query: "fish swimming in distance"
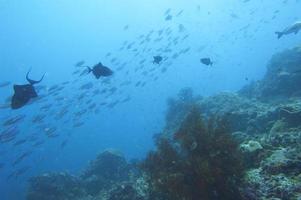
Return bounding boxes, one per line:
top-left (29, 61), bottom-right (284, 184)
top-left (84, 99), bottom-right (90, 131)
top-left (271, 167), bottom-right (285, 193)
top-left (11, 69), bottom-right (45, 109)
top-left (165, 14), bottom-right (173, 21)
top-left (275, 21), bottom-right (301, 39)
top-left (82, 62), bottom-right (114, 79)
top-left (200, 58), bottom-right (213, 66)
top-left (153, 56), bottom-right (163, 64)
top-left (3, 114), bottom-right (26, 126)
top-left (75, 60), bottom-right (85, 67)
top-left (0, 81), bottom-right (11, 88)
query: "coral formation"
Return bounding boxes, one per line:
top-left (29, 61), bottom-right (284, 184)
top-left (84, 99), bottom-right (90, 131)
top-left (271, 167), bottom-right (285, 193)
top-left (239, 46), bottom-right (301, 101)
top-left (142, 106), bottom-right (245, 200)
top-left (26, 46), bottom-right (301, 200)
top-left (81, 149), bottom-right (131, 195)
top-left (108, 184), bottom-right (144, 200)
top-left (26, 173), bottom-right (85, 200)
top-left (164, 87), bottom-right (202, 137)
top-left (26, 150), bottom-right (145, 200)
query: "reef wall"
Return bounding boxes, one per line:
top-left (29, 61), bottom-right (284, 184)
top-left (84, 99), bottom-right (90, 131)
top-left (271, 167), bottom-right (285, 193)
top-left (26, 46), bottom-right (301, 200)
top-left (239, 46), bottom-right (301, 101)
top-left (26, 150), bottom-right (147, 200)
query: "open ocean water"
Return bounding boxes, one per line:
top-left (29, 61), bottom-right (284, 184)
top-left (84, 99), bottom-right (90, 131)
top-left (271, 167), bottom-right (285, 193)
top-left (0, 0), bottom-right (301, 199)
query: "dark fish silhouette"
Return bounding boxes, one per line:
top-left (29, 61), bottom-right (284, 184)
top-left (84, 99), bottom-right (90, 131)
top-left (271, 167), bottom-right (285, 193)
top-left (3, 114), bottom-right (26, 126)
top-left (165, 14), bottom-right (172, 21)
top-left (11, 70), bottom-right (44, 109)
top-left (153, 56), bottom-right (163, 64)
top-left (0, 126), bottom-right (19, 143)
top-left (0, 81), bottom-right (11, 88)
top-left (75, 60), bottom-right (85, 67)
top-left (85, 63), bottom-right (113, 79)
top-left (275, 21), bottom-right (301, 39)
top-left (200, 58), bottom-right (213, 66)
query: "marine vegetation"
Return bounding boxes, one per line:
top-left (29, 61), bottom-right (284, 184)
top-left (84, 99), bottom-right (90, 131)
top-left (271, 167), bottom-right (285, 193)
top-left (142, 106), bottom-right (245, 200)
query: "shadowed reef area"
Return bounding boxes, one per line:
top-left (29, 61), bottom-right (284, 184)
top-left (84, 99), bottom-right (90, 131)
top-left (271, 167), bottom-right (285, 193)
top-left (27, 45), bottom-right (301, 200)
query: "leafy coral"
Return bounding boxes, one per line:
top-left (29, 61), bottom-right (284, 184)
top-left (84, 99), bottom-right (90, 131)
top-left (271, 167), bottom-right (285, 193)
top-left (142, 106), bottom-right (245, 200)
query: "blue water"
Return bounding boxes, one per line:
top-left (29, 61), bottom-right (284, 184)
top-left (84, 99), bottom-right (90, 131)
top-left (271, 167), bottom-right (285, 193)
top-left (0, 0), bottom-right (300, 199)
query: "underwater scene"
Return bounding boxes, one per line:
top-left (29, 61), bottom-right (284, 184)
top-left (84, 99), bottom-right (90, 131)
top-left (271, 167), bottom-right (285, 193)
top-left (1, 0), bottom-right (301, 199)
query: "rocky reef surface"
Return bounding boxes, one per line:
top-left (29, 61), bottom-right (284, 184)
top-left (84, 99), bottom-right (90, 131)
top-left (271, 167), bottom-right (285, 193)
top-left (27, 149), bottom-right (148, 200)
top-left (27, 46), bottom-right (301, 200)
top-left (239, 45), bottom-right (301, 102)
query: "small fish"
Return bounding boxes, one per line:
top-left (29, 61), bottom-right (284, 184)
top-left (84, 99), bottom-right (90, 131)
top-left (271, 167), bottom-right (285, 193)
top-left (275, 21), bottom-right (301, 39)
top-left (44, 127), bottom-right (57, 137)
top-left (73, 121), bottom-right (84, 127)
top-left (13, 139), bottom-right (27, 146)
top-left (123, 25), bottom-right (129, 30)
top-left (230, 13), bottom-right (239, 19)
top-left (75, 60), bottom-right (85, 67)
top-left (153, 56), bottom-right (163, 64)
top-left (12, 151), bottom-right (32, 166)
top-left (0, 81), bottom-right (11, 88)
top-left (0, 103), bottom-right (10, 109)
top-left (161, 67), bottom-right (167, 73)
top-left (3, 115), bottom-right (26, 126)
top-left (0, 126), bottom-right (19, 143)
top-left (40, 103), bottom-right (53, 111)
top-left (80, 82), bottom-right (94, 90)
top-left (74, 109), bottom-right (87, 117)
top-left (11, 69), bottom-right (45, 109)
top-left (121, 96), bottom-right (131, 103)
top-left (178, 24), bottom-right (185, 32)
top-left (88, 103), bottom-right (97, 110)
top-left (165, 15), bottom-right (172, 21)
top-left (14, 166), bottom-right (31, 178)
top-left (164, 8), bottom-right (171, 15)
top-left (176, 10), bottom-right (184, 17)
top-left (107, 100), bottom-right (119, 109)
top-left (48, 85), bottom-right (59, 92)
top-left (200, 58), bottom-right (213, 66)
top-left (32, 140), bottom-right (44, 147)
top-left (61, 139), bottom-right (68, 149)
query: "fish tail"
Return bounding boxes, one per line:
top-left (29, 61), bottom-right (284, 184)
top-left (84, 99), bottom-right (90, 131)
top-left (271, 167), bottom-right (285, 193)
top-left (275, 32), bottom-right (283, 39)
top-left (86, 66), bottom-right (92, 73)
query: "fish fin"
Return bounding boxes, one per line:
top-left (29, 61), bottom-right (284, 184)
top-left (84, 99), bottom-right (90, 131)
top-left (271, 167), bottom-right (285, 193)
top-left (79, 67), bottom-right (92, 77)
top-left (275, 32), bottom-right (283, 39)
top-left (87, 66), bottom-right (93, 73)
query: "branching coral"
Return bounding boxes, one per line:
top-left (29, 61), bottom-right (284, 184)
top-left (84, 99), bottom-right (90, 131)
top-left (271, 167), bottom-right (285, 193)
top-left (142, 106), bottom-right (245, 200)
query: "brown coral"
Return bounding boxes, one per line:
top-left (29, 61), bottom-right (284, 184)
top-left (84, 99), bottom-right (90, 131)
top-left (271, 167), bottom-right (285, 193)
top-left (142, 106), bottom-right (245, 200)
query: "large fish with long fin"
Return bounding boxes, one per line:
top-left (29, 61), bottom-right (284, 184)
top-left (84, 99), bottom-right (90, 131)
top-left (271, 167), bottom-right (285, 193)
top-left (11, 69), bottom-right (45, 109)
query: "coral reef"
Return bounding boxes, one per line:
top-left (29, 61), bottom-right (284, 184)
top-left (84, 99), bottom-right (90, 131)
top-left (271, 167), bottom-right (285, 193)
top-left (26, 46), bottom-right (301, 200)
top-left (108, 184), bottom-right (144, 200)
top-left (142, 106), bottom-right (245, 200)
top-left (164, 87), bottom-right (202, 137)
top-left (81, 149), bottom-right (131, 195)
top-left (26, 150), bottom-right (146, 200)
top-left (239, 46), bottom-right (301, 101)
top-left (26, 173), bottom-right (85, 200)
